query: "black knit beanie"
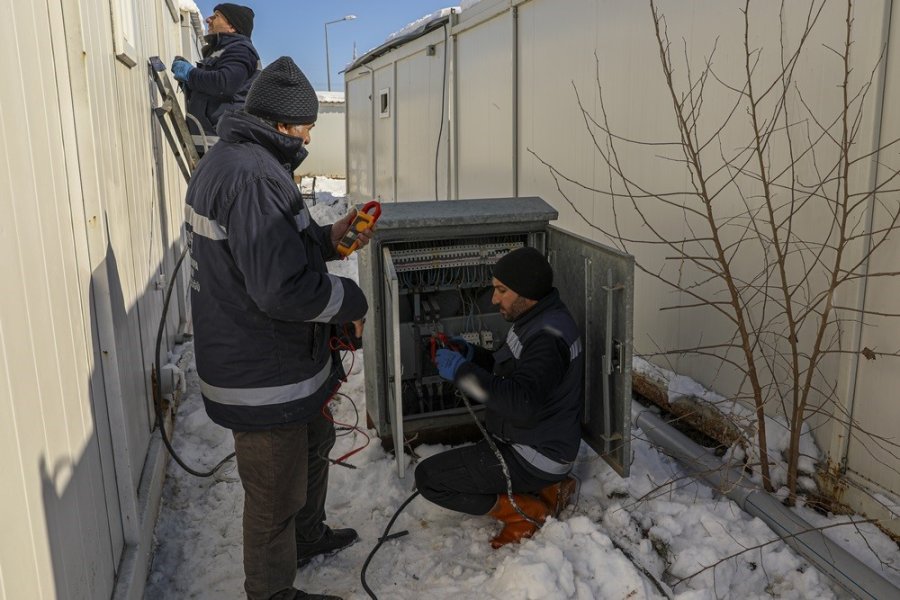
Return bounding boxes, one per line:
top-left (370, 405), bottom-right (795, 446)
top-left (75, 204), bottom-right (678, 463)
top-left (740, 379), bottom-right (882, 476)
top-left (245, 57), bottom-right (319, 125)
top-left (214, 3), bottom-right (254, 38)
top-left (492, 247), bottom-right (553, 300)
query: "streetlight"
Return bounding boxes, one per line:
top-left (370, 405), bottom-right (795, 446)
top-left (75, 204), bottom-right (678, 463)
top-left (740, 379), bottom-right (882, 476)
top-left (324, 15), bottom-right (356, 91)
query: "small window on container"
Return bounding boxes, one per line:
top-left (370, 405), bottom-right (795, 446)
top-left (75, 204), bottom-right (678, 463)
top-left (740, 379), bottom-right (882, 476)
top-left (110, 0), bottom-right (138, 67)
top-left (379, 88), bottom-right (390, 118)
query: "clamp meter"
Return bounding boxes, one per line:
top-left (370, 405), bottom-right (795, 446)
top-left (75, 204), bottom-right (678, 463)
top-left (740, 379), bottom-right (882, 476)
top-left (429, 332), bottom-right (462, 364)
top-left (336, 201), bottom-right (381, 257)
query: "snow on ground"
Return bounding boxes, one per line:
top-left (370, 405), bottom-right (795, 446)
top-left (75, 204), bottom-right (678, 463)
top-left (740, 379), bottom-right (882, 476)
top-left (633, 357), bottom-right (822, 493)
top-left (147, 178), bottom-right (899, 599)
top-left (632, 358), bottom-right (900, 590)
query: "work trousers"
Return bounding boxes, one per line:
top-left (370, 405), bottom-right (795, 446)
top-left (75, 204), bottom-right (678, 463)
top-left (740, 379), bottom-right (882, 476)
top-left (414, 439), bottom-right (562, 516)
top-left (233, 412), bottom-right (335, 600)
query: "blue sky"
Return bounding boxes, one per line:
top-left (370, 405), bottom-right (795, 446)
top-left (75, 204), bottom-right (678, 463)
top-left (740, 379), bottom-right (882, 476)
top-left (194, 1), bottom-right (456, 91)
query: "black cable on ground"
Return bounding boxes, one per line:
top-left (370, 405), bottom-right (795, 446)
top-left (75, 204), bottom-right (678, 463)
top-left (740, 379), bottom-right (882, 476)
top-left (461, 390), bottom-right (671, 596)
top-left (361, 491), bottom-right (420, 600)
top-left (358, 388), bottom-right (537, 598)
top-left (153, 246), bottom-right (235, 478)
top-left (607, 536), bottom-right (675, 599)
top-left (457, 389), bottom-right (541, 527)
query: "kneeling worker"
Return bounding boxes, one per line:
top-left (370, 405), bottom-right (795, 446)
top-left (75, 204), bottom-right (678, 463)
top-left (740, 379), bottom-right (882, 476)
top-left (414, 247), bottom-right (582, 548)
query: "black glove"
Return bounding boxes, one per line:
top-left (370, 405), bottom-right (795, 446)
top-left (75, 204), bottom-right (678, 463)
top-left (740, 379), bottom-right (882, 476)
top-left (336, 323), bottom-right (363, 350)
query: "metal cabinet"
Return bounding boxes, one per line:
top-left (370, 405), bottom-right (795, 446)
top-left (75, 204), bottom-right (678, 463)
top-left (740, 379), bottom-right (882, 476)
top-left (358, 197), bottom-right (633, 477)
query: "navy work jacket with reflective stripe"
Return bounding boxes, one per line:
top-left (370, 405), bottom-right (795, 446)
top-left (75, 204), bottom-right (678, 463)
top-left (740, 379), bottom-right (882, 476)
top-left (185, 33), bottom-right (260, 137)
top-left (456, 289), bottom-right (584, 467)
top-left (184, 111), bottom-right (368, 431)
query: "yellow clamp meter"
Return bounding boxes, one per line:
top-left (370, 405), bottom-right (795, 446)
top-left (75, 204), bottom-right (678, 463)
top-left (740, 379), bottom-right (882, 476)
top-left (336, 201), bottom-right (381, 257)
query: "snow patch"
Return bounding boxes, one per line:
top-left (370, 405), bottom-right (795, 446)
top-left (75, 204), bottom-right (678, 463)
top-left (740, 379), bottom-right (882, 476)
top-left (177, 0), bottom-right (201, 17)
top-left (386, 8), bottom-right (459, 42)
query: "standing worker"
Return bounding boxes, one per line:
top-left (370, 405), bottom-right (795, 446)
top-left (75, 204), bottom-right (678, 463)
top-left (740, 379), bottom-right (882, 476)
top-left (171, 3), bottom-right (261, 155)
top-left (415, 247), bottom-right (581, 549)
top-left (184, 56), bottom-right (371, 600)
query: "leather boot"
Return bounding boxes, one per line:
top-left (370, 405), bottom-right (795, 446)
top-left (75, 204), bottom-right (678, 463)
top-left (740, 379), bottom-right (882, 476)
top-left (487, 493), bottom-right (551, 549)
top-left (538, 476), bottom-right (577, 517)
top-left (270, 588), bottom-right (342, 600)
top-left (296, 526), bottom-right (359, 568)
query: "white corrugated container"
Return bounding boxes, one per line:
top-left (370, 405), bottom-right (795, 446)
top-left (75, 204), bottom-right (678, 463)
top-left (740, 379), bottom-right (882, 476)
top-left (1, 0), bottom-right (201, 597)
top-left (345, 11), bottom-right (454, 203)
top-left (345, 0), bottom-right (900, 536)
top-left (296, 92), bottom-right (347, 179)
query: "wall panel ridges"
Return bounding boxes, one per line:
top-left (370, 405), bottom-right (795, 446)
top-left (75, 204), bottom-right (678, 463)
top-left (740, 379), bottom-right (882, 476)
top-left (0, 0), bottom-right (120, 596)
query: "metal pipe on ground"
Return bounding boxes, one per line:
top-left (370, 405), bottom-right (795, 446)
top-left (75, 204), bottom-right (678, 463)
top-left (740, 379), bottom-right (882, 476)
top-left (634, 408), bottom-right (899, 600)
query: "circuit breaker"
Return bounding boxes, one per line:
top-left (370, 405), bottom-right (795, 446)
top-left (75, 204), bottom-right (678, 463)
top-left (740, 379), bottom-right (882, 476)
top-left (358, 197), bottom-right (634, 478)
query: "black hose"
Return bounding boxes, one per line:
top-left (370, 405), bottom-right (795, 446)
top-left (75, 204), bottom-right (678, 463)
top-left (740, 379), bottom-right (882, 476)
top-left (434, 22), bottom-right (449, 201)
top-left (360, 491), bottom-right (420, 600)
top-left (457, 389), bottom-right (541, 527)
top-left (153, 246), bottom-right (235, 478)
top-left (358, 386), bottom-right (536, 598)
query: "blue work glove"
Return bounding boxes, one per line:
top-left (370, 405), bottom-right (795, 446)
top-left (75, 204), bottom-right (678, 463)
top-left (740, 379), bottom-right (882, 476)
top-left (435, 348), bottom-right (467, 381)
top-left (449, 336), bottom-right (475, 361)
top-left (171, 59), bottom-right (194, 83)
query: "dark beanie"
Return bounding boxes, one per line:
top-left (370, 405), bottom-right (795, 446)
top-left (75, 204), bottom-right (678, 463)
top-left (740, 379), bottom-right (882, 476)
top-left (492, 247), bottom-right (553, 300)
top-left (214, 3), bottom-right (254, 38)
top-left (245, 57), bottom-right (319, 125)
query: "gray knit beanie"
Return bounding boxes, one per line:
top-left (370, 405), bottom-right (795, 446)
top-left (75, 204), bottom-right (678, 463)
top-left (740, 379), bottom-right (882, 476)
top-left (245, 57), bottom-right (318, 125)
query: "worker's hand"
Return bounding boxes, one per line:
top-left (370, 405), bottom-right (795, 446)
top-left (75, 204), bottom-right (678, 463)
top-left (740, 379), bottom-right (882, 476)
top-left (449, 336), bottom-right (475, 361)
top-left (352, 318), bottom-right (365, 339)
top-left (171, 59), bottom-right (194, 83)
top-left (435, 348), bottom-right (467, 381)
top-left (331, 208), bottom-right (375, 254)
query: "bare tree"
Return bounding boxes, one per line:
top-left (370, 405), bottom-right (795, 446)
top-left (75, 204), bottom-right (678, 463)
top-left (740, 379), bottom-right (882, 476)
top-left (531, 0), bottom-right (900, 503)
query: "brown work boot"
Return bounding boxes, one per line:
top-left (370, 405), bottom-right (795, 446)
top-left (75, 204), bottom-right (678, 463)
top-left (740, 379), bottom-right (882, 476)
top-left (538, 476), bottom-right (577, 517)
top-left (487, 493), bottom-right (551, 549)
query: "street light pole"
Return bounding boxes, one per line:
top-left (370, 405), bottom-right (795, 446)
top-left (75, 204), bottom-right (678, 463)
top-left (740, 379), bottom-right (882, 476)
top-left (324, 15), bottom-right (356, 91)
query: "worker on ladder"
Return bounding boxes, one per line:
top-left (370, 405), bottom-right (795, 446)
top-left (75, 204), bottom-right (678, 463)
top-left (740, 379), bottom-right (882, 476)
top-left (171, 3), bottom-right (261, 156)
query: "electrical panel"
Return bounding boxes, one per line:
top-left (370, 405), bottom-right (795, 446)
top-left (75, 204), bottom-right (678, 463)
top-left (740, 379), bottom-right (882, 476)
top-left (358, 198), bottom-right (634, 478)
top-left (388, 235), bottom-right (524, 419)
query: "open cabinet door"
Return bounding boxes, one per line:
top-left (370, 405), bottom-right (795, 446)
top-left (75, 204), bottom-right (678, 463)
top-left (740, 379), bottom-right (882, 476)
top-left (548, 226), bottom-right (634, 477)
top-left (382, 247), bottom-right (407, 477)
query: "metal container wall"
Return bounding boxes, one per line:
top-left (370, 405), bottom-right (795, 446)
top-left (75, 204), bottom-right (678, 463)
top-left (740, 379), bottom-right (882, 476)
top-left (837, 2), bottom-right (900, 521)
top-left (374, 65), bottom-right (396, 202)
top-left (346, 24), bottom-right (451, 204)
top-left (345, 0), bottom-right (900, 532)
top-left (1, 1), bottom-right (198, 597)
top-left (395, 34), bottom-right (450, 202)
top-left (347, 71), bottom-right (374, 200)
top-left (455, 11), bottom-right (514, 199)
top-left (297, 100), bottom-right (347, 178)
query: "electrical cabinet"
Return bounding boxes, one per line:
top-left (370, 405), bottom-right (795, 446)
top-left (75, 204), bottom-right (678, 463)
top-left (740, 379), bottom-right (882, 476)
top-left (358, 197), bottom-right (634, 478)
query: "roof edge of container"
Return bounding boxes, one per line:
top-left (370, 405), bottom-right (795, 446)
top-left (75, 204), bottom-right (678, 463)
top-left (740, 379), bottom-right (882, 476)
top-left (344, 10), bottom-right (455, 73)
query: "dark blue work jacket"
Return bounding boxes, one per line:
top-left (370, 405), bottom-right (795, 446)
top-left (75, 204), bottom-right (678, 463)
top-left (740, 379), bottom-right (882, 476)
top-left (185, 33), bottom-right (260, 141)
top-left (184, 111), bottom-right (368, 431)
top-left (457, 289), bottom-right (584, 476)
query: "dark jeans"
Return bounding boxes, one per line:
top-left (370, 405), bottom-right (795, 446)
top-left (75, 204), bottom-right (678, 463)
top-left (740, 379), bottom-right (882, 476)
top-left (233, 412), bottom-right (335, 600)
top-left (414, 439), bottom-right (560, 515)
